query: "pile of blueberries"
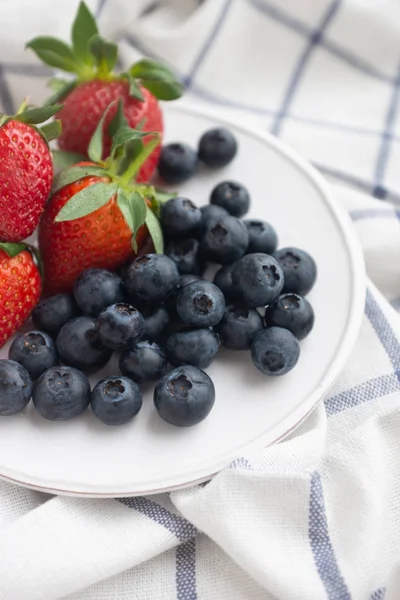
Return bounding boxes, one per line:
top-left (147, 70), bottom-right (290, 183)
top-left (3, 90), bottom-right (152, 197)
top-left (0, 128), bottom-right (316, 429)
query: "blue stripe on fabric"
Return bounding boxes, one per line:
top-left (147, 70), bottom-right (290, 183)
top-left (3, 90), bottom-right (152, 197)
top-left (365, 288), bottom-right (400, 372)
top-left (248, 0), bottom-right (311, 38)
top-left (349, 208), bottom-right (398, 221)
top-left (229, 457), bottom-right (253, 469)
top-left (176, 538), bottom-right (198, 600)
top-left (309, 472), bottom-right (352, 600)
top-left (96, 0), bottom-right (108, 17)
top-left (313, 164), bottom-right (400, 204)
top-left (192, 84), bottom-right (400, 146)
top-left (390, 297), bottom-right (400, 311)
top-left (2, 63), bottom-right (50, 76)
top-left (326, 289), bottom-right (400, 416)
top-left (118, 497), bottom-right (198, 543)
top-left (183, 0), bottom-right (233, 88)
top-left (369, 588), bottom-right (386, 600)
top-left (322, 38), bottom-right (393, 83)
top-left (121, 36), bottom-right (400, 146)
top-left (271, 0), bottom-right (341, 135)
top-left (373, 63), bottom-right (400, 199)
top-left (0, 66), bottom-right (15, 114)
top-left (248, 0), bottom-right (393, 83)
top-left (140, 1), bottom-right (162, 17)
top-left (325, 373), bottom-right (400, 416)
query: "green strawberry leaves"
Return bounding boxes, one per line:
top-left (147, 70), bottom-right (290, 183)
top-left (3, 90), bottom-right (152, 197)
top-left (52, 149), bottom-right (87, 170)
top-left (72, 1), bottom-right (98, 65)
top-left (16, 104), bottom-right (62, 124)
top-left (39, 121), bottom-right (62, 143)
top-left (89, 35), bottom-right (118, 75)
top-left (129, 59), bottom-right (184, 101)
top-left (110, 127), bottom-right (152, 156)
top-left (52, 165), bottom-right (108, 194)
top-left (51, 100), bottom-right (167, 254)
top-left (145, 206), bottom-right (164, 254)
top-left (117, 190), bottom-right (147, 251)
top-left (121, 73), bottom-right (144, 101)
top-left (26, 36), bottom-right (85, 74)
top-left (0, 102), bottom-right (62, 144)
top-left (45, 80), bottom-right (77, 105)
top-left (108, 100), bottom-right (128, 137)
top-left (27, 2), bottom-right (184, 103)
top-left (87, 100), bottom-right (116, 163)
top-left (0, 242), bottom-right (28, 258)
top-left (56, 182), bottom-right (118, 222)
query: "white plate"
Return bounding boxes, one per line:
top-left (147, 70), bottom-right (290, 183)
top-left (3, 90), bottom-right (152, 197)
top-left (0, 104), bottom-right (365, 497)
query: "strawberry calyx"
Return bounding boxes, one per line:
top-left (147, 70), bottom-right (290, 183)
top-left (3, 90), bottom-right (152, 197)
top-left (0, 242), bottom-right (28, 258)
top-left (26, 1), bottom-right (184, 105)
top-left (0, 101), bottom-right (62, 144)
top-left (52, 100), bottom-right (175, 254)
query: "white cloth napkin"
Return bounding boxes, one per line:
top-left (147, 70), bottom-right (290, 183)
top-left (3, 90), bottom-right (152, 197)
top-left (1, 0), bottom-right (400, 598)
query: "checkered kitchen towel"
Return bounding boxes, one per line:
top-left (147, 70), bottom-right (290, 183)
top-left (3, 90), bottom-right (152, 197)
top-left (1, 1), bottom-right (400, 598)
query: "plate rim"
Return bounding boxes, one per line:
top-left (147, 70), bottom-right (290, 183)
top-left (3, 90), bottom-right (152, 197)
top-left (0, 102), bottom-right (366, 497)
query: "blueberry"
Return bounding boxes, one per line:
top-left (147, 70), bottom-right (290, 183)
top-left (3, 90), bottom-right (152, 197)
top-left (198, 128), bottom-right (237, 168)
top-left (244, 220), bottom-right (278, 255)
top-left (165, 238), bottom-right (203, 275)
top-left (210, 181), bottom-right (250, 218)
top-left (265, 293), bottom-right (314, 340)
top-left (179, 274), bottom-right (202, 288)
top-left (213, 264), bottom-right (240, 302)
top-left (0, 360), bottom-right (32, 416)
top-left (125, 254), bottom-right (180, 306)
top-left (199, 204), bottom-right (229, 236)
top-left (96, 303), bottom-right (144, 350)
top-left (142, 306), bottom-right (170, 341)
top-left (232, 253), bottom-right (284, 308)
top-left (158, 143), bottom-right (197, 184)
top-left (176, 280), bottom-right (225, 328)
top-left (273, 247), bottom-right (317, 296)
top-left (9, 331), bottom-right (58, 380)
top-left (90, 376), bottom-right (142, 426)
top-left (74, 268), bottom-right (124, 317)
top-left (164, 274), bottom-right (203, 323)
top-left (154, 365), bottom-right (215, 427)
top-left (57, 316), bottom-right (112, 370)
top-left (33, 366), bottom-right (90, 420)
top-left (215, 304), bottom-right (264, 350)
top-left (200, 214), bottom-right (249, 264)
top-left (120, 341), bottom-right (167, 383)
top-left (32, 293), bottom-right (79, 337)
top-left (161, 197), bottom-right (201, 239)
top-left (251, 327), bottom-right (300, 376)
top-left (166, 328), bottom-right (219, 369)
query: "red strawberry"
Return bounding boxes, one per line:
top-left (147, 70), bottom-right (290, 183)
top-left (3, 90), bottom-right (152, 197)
top-left (57, 81), bottom-right (162, 183)
top-left (0, 243), bottom-right (41, 349)
top-left (27, 1), bottom-right (183, 181)
top-left (0, 105), bottom-right (61, 242)
top-left (39, 105), bottom-right (170, 296)
top-left (40, 173), bottom-right (148, 296)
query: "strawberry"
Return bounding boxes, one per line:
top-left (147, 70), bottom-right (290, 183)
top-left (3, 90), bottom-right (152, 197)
top-left (27, 1), bottom-right (183, 182)
top-left (39, 102), bottom-right (172, 296)
top-left (0, 104), bottom-right (61, 242)
top-left (0, 243), bottom-right (41, 349)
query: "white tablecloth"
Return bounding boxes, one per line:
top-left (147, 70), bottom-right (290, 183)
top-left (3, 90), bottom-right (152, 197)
top-left (1, 1), bottom-right (400, 598)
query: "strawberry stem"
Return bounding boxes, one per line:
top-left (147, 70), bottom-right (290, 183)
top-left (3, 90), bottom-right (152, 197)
top-left (119, 133), bottom-right (161, 187)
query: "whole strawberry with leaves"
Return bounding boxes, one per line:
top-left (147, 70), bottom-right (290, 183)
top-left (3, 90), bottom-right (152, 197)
top-left (27, 1), bottom-right (183, 182)
top-left (40, 102), bottom-right (172, 297)
top-left (0, 104), bottom-right (61, 242)
top-left (0, 243), bottom-right (41, 349)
